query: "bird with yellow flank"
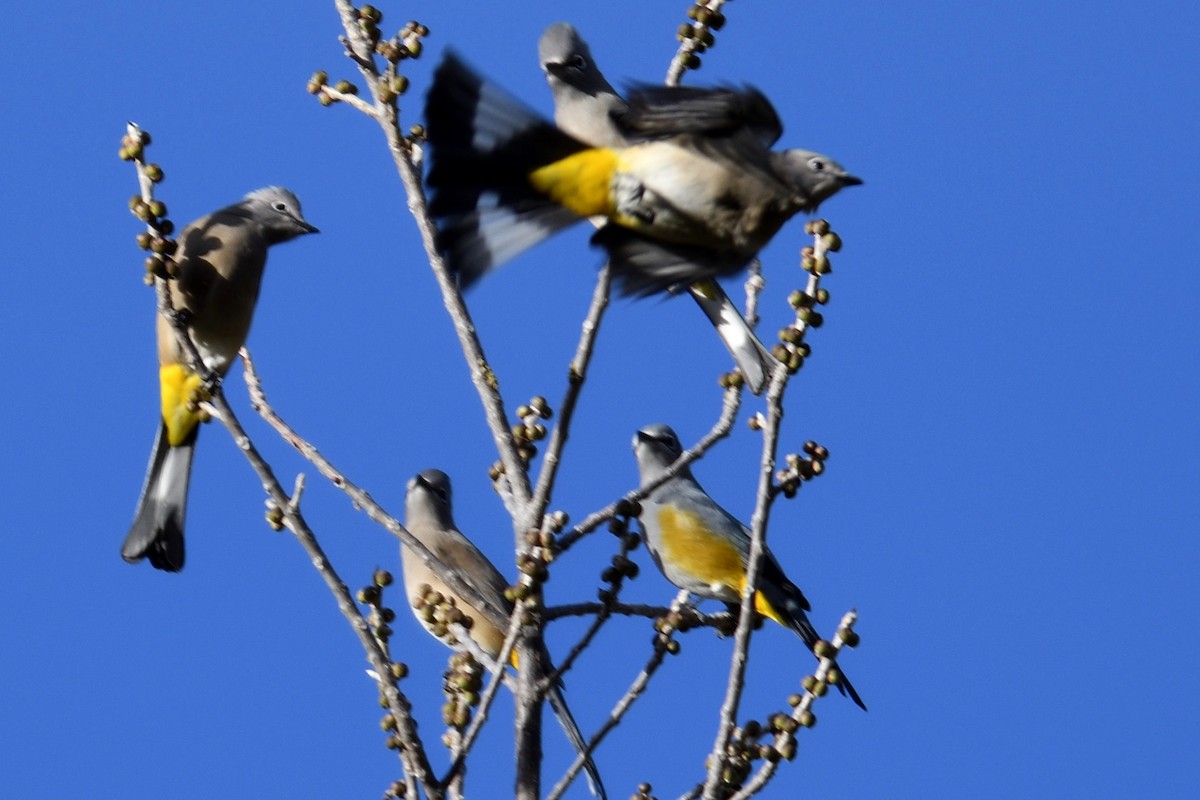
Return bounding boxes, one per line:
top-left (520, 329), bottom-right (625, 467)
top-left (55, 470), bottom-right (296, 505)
top-left (423, 51), bottom-right (859, 299)
top-left (632, 424), bottom-right (865, 710)
top-left (536, 21), bottom-right (783, 393)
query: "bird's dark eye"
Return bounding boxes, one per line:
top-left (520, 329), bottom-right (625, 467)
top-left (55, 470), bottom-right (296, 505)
top-left (570, 54), bottom-right (587, 70)
top-left (273, 201), bottom-right (288, 212)
top-left (808, 158), bottom-right (826, 172)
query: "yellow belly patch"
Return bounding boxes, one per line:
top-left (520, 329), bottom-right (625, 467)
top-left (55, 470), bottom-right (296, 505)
top-left (159, 364), bottom-right (205, 446)
top-left (657, 505), bottom-right (784, 625)
top-left (528, 149), bottom-right (618, 219)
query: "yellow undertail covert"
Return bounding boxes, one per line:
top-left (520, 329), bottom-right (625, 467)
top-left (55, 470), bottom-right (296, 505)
top-left (159, 364), bottom-right (205, 446)
top-left (527, 148), bottom-right (619, 219)
top-left (656, 505), bottom-right (785, 625)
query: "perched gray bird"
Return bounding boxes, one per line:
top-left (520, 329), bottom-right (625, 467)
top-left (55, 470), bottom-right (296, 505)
top-left (632, 424), bottom-right (865, 710)
top-left (424, 51), bottom-right (859, 298)
top-left (123, 187), bottom-right (317, 572)
top-left (539, 21), bottom-right (779, 393)
top-left (403, 470), bottom-right (607, 799)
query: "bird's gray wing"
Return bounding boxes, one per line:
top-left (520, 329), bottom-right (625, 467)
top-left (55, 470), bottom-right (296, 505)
top-left (615, 85), bottom-right (783, 145)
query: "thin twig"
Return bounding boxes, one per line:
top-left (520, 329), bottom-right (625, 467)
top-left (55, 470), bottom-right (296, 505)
top-left (317, 84), bottom-right (380, 117)
top-left (329, 0), bottom-right (533, 523)
top-left (729, 612), bottom-right (860, 800)
top-left (665, 1), bottom-right (730, 86)
top-left (701, 369), bottom-right (789, 800)
top-left (545, 602), bottom-right (734, 632)
top-left (529, 265), bottom-right (613, 532)
top-left (544, 594), bottom-right (690, 800)
top-left (444, 610), bottom-right (524, 784)
top-left (542, 534), bottom-right (630, 689)
top-left (209, 384), bottom-right (441, 798)
top-left (240, 349), bottom-right (509, 637)
top-left (743, 259), bottom-right (764, 330)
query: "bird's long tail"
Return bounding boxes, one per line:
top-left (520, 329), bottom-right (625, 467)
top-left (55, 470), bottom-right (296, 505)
top-left (687, 279), bottom-right (777, 395)
top-left (546, 682), bottom-right (607, 799)
top-left (779, 601), bottom-right (867, 711)
top-left (122, 423), bottom-right (194, 572)
top-left (425, 53), bottom-right (592, 288)
top-left (759, 560), bottom-right (867, 711)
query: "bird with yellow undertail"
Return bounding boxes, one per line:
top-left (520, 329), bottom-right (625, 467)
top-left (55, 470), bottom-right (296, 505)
top-left (123, 187), bottom-right (317, 572)
top-left (632, 424), bottom-right (866, 710)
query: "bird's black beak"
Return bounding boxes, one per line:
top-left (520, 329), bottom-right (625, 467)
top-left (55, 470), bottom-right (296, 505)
top-left (840, 174), bottom-right (864, 187)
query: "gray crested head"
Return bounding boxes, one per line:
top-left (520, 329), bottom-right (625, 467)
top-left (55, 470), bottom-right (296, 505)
top-left (242, 186), bottom-right (319, 242)
top-left (771, 150), bottom-right (863, 212)
top-left (633, 423), bottom-right (689, 482)
top-left (539, 22), bottom-right (615, 97)
top-left (406, 468), bottom-right (455, 527)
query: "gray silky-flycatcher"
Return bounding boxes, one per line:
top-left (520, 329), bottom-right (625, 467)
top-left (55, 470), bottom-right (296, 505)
top-left (539, 22), bottom-right (783, 393)
top-left (632, 424), bottom-right (865, 710)
top-left (423, 51), bottom-right (859, 298)
top-left (123, 187), bottom-right (317, 572)
top-left (404, 469), bottom-right (607, 799)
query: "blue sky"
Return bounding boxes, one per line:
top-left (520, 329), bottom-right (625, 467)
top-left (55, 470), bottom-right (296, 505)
top-left (2, 1), bottom-right (1198, 797)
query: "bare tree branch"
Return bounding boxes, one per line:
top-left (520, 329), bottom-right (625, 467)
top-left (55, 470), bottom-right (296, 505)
top-left (240, 349), bottom-right (510, 637)
top-left (545, 592), bottom-right (693, 800)
top-left (529, 265), bottom-right (613, 531)
top-left (729, 613), bottom-right (861, 800)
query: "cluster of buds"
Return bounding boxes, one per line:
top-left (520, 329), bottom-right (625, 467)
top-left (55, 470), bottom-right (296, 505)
top-left (362, 570), bottom-right (409, 753)
top-left (630, 783), bottom-right (658, 800)
top-left (307, 70), bottom-right (363, 107)
top-left (676, 2), bottom-right (729, 70)
top-left (378, 19), bottom-right (428, 64)
top-left (358, 569), bottom-right (401, 652)
top-left (441, 651), bottom-right (484, 730)
top-left (718, 370), bottom-right (747, 390)
top-left (787, 619), bottom-right (861, 722)
top-left (411, 582), bottom-right (474, 646)
top-left (774, 440), bottom-right (829, 499)
top-left (598, 498), bottom-right (642, 603)
top-left (358, 6), bottom-right (427, 59)
top-left (720, 709), bottom-right (805, 787)
top-left (511, 395), bottom-right (553, 464)
top-left (772, 219), bottom-right (844, 373)
top-left (310, 13), bottom-right (428, 108)
top-left (764, 711), bottom-right (805, 760)
top-left (718, 724), bottom-right (757, 789)
top-left (530, 509), bottom-right (569, 553)
top-left (118, 128), bottom-right (149, 162)
top-left (515, 545), bottom-right (550, 588)
top-left (650, 608), bottom-right (685, 656)
top-left (381, 779), bottom-right (407, 800)
top-left (516, 509), bottom-right (569, 594)
top-left (120, 127), bottom-right (180, 284)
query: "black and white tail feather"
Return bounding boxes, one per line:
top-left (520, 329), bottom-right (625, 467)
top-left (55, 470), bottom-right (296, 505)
top-left (121, 423), bottom-right (195, 572)
top-left (425, 53), bottom-right (588, 289)
top-left (425, 53), bottom-right (778, 392)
